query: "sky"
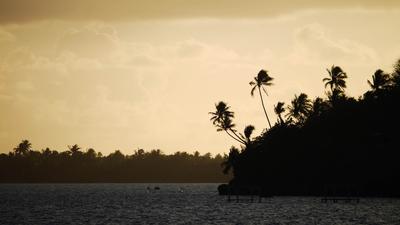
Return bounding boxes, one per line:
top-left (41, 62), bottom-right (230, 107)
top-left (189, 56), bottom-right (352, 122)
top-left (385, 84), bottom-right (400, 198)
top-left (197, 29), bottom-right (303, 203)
top-left (0, 1), bottom-right (399, 155)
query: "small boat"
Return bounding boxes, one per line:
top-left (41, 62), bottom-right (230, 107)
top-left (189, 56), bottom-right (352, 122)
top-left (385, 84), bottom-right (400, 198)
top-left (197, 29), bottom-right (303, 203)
top-left (154, 186), bottom-right (160, 190)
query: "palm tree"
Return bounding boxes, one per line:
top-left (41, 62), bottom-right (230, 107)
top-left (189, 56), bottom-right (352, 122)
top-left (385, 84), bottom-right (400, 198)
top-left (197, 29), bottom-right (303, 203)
top-left (323, 65), bottom-right (347, 92)
top-left (250, 70), bottom-right (274, 129)
top-left (209, 101), bottom-right (246, 145)
top-left (394, 58), bottom-right (400, 75)
top-left (368, 69), bottom-right (391, 91)
top-left (13, 140), bottom-right (32, 156)
top-left (85, 148), bottom-right (97, 159)
top-left (328, 88), bottom-right (348, 104)
top-left (311, 97), bottom-right (329, 117)
top-left (221, 146), bottom-right (240, 174)
top-left (109, 150), bottom-right (125, 161)
top-left (274, 102), bottom-right (285, 125)
top-left (241, 125), bottom-right (255, 146)
top-left (218, 115), bottom-right (247, 145)
top-left (286, 93), bottom-right (312, 124)
top-left (386, 59), bottom-right (399, 88)
top-left (68, 144), bottom-right (81, 157)
top-left (209, 101), bottom-right (234, 126)
top-left (41, 147), bottom-right (52, 157)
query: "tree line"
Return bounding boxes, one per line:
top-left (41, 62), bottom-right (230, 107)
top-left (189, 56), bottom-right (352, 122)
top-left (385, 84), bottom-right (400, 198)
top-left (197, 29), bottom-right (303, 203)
top-left (211, 59), bottom-right (400, 196)
top-left (0, 142), bottom-right (229, 183)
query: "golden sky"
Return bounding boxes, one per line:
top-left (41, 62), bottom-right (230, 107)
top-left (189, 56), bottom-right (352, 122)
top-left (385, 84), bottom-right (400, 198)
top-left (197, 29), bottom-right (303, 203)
top-left (0, 1), bottom-right (399, 155)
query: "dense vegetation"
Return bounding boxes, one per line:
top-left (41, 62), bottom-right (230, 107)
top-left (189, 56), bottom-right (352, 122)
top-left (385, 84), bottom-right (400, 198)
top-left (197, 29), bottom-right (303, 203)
top-left (211, 59), bottom-right (400, 197)
top-left (0, 143), bottom-right (229, 183)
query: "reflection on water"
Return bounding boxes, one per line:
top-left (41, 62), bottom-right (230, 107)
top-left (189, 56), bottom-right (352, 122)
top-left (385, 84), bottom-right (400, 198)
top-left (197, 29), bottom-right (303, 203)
top-left (0, 183), bottom-right (399, 224)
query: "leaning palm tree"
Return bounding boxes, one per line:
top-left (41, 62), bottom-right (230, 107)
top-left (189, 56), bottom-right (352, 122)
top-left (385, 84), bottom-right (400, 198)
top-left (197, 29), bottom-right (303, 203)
top-left (323, 65), bottom-right (347, 92)
top-left (209, 101), bottom-right (246, 145)
top-left (218, 117), bottom-right (247, 145)
top-left (274, 102), bottom-right (285, 125)
top-left (368, 69), bottom-right (391, 91)
top-left (286, 93), bottom-right (312, 124)
top-left (250, 70), bottom-right (274, 129)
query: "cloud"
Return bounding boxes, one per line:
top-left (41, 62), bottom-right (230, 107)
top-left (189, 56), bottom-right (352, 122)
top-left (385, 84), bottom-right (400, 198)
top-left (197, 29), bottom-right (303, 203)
top-left (57, 26), bottom-right (120, 61)
top-left (289, 23), bottom-right (377, 65)
top-left (0, 0), bottom-right (399, 23)
top-left (1, 47), bottom-right (36, 69)
top-left (0, 28), bottom-right (15, 42)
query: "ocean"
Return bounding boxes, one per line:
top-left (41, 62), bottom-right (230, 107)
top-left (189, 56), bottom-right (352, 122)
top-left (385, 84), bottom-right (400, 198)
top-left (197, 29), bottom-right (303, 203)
top-left (0, 183), bottom-right (399, 224)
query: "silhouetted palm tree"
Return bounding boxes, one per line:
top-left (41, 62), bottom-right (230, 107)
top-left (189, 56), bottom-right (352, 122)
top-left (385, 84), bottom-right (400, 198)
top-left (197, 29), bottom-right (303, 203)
top-left (41, 147), bottom-right (52, 157)
top-left (274, 102), bottom-right (285, 124)
top-left (323, 65), bottom-right (347, 92)
top-left (85, 148), bottom-right (97, 159)
top-left (221, 146), bottom-right (240, 174)
top-left (210, 101), bottom-right (246, 145)
top-left (392, 72), bottom-right (400, 88)
top-left (323, 66), bottom-right (347, 105)
top-left (368, 69), bottom-right (391, 91)
top-left (389, 58), bottom-right (400, 88)
top-left (326, 88), bottom-right (346, 104)
top-left (218, 116), bottom-right (247, 145)
top-left (250, 70), bottom-right (274, 129)
top-left (209, 101), bottom-right (234, 126)
top-left (109, 150), bottom-right (125, 161)
top-left (13, 140), bottom-right (32, 156)
top-left (286, 93), bottom-right (312, 124)
top-left (394, 58), bottom-right (400, 75)
top-left (241, 125), bottom-right (255, 146)
top-left (68, 144), bottom-right (81, 157)
top-left (311, 97), bottom-right (329, 117)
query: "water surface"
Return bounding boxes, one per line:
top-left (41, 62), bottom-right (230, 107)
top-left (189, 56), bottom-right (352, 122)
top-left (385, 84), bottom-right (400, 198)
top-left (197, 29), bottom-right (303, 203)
top-left (0, 183), bottom-right (399, 224)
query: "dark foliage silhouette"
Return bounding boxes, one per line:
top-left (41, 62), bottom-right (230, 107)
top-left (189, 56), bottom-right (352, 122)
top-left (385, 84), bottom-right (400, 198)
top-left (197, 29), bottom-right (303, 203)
top-left (0, 142), bottom-right (229, 183)
top-left (213, 59), bottom-right (400, 197)
top-left (368, 69), bottom-right (391, 91)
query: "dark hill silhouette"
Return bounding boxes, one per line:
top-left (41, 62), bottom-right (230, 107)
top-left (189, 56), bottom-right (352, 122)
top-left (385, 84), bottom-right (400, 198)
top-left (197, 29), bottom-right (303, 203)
top-left (212, 59), bottom-right (400, 197)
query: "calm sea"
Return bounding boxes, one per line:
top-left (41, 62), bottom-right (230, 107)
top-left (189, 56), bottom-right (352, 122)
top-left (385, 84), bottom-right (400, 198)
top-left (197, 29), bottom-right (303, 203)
top-left (0, 183), bottom-right (399, 224)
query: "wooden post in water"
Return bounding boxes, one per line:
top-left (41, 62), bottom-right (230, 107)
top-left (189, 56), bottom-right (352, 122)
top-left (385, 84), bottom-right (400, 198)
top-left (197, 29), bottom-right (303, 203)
top-left (228, 187), bottom-right (231, 202)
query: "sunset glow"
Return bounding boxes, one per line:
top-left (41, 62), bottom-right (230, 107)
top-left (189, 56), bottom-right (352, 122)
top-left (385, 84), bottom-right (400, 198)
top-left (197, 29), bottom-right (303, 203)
top-left (1, 1), bottom-right (399, 155)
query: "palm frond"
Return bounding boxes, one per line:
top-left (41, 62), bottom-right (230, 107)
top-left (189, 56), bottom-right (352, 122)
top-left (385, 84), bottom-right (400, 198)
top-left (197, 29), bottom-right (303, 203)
top-left (250, 85), bottom-right (257, 96)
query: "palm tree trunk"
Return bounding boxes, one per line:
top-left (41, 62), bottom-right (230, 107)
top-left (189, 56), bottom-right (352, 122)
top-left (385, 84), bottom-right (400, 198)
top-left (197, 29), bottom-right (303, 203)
top-left (229, 128), bottom-right (247, 144)
top-left (225, 130), bottom-right (246, 145)
top-left (278, 114), bottom-right (284, 125)
top-left (258, 87), bottom-right (272, 128)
